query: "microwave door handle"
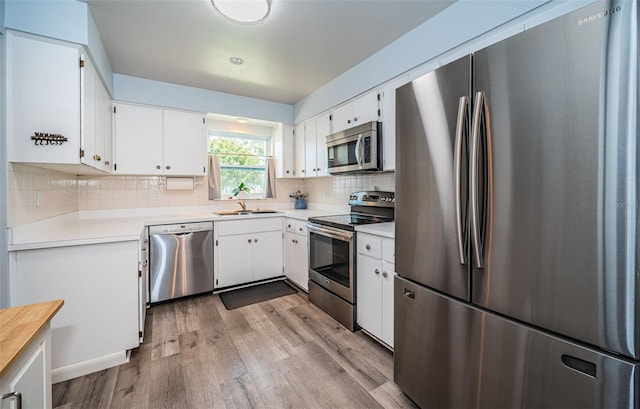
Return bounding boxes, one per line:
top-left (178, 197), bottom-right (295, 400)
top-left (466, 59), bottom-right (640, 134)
top-left (355, 134), bottom-right (363, 168)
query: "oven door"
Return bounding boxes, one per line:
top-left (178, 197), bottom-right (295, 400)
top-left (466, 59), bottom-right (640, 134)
top-left (307, 223), bottom-right (355, 303)
top-left (326, 131), bottom-right (379, 174)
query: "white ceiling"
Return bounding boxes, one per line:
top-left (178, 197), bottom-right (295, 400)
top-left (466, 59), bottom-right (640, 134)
top-left (86, 0), bottom-right (455, 105)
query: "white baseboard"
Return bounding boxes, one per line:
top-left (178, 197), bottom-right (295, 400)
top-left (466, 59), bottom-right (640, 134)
top-left (52, 351), bottom-right (130, 383)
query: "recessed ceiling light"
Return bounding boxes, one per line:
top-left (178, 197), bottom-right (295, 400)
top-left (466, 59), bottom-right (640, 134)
top-left (229, 57), bottom-right (244, 65)
top-left (212, 0), bottom-right (271, 24)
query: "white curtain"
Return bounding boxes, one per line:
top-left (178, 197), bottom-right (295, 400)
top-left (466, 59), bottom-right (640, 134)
top-left (208, 155), bottom-right (221, 200)
top-left (265, 158), bottom-right (276, 198)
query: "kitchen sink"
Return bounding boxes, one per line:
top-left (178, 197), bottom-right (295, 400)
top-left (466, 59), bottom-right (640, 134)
top-left (213, 210), bottom-right (281, 216)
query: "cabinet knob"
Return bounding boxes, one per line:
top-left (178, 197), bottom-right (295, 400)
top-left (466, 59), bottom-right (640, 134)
top-left (299, 228), bottom-right (303, 232)
top-left (254, 238), bottom-right (258, 243)
top-left (166, 165), bottom-right (171, 170)
top-left (288, 224), bottom-right (292, 228)
top-left (366, 244), bottom-right (371, 250)
top-left (301, 169), bottom-right (305, 173)
top-left (347, 119), bottom-right (351, 124)
top-left (248, 239), bottom-right (252, 243)
top-left (374, 269), bottom-right (380, 275)
top-left (354, 117), bottom-right (358, 122)
top-left (156, 165), bottom-right (161, 169)
top-left (104, 161), bottom-right (110, 166)
top-left (382, 271), bottom-right (388, 278)
top-left (93, 154), bottom-right (101, 161)
top-left (286, 170), bottom-right (290, 174)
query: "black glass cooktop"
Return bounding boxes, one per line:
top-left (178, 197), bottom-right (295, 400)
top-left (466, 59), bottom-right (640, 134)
top-left (308, 214), bottom-right (393, 231)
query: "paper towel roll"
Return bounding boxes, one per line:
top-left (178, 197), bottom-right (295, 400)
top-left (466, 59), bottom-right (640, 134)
top-left (166, 177), bottom-right (194, 190)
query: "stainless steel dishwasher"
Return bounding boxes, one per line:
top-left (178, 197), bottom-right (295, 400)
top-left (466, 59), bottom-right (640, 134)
top-left (149, 222), bottom-right (214, 303)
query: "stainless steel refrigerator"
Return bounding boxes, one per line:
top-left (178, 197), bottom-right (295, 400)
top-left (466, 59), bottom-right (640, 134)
top-left (394, 1), bottom-right (639, 407)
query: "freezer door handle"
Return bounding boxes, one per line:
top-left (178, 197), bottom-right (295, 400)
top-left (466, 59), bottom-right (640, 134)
top-left (403, 288), bottom-right (416, 299)
top-left (470, 91), bottom-right (492, 269)
top-left (561, 355), bottom-right (597, 377)
top-left (454, 96), bottom-right (468, 265)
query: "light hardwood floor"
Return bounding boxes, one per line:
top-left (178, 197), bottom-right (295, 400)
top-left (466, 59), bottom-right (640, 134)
top-left (52, 289), bottom-right (417, 409)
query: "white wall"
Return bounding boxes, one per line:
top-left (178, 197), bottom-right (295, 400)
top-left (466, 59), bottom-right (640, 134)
top-left (113, 74), bottom-right (294, 124)
top-left (294, 0), bottom-right (597, 123)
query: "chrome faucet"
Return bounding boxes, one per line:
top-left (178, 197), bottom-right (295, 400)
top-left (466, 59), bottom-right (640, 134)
top-left (238, 200), bottom-right (247, 210)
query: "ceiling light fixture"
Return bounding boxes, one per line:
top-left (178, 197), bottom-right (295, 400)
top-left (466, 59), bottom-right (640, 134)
top-left (211, 0), bottom-right (271, 24)
top-left (229, 56), bottom-right (244, 65)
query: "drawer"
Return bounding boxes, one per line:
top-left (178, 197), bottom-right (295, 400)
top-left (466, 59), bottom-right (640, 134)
top-left (217, 217), bottom-right (283, 236)
top-left (382, 238), bottom-right (394, 263)
top-left (358, 233), bottom-right (382, 259)
top-left (285, 218), bottom-right (296, 233)
top-left (295, 220), bottom-right (308, 236)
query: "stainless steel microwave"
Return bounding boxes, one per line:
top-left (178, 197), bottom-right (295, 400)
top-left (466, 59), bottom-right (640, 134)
top-left (326, 121), bottom-right (382, 174)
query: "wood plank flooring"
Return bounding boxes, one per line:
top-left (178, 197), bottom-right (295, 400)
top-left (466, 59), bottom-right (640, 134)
top-left (52, 289), bottom-right (417, 409)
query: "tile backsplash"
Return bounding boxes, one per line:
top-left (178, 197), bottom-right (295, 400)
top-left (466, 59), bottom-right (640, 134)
top-left (7, 163), bottom-right (395, 227)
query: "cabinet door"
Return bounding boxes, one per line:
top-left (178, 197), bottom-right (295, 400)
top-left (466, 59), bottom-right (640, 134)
top-left (315, 113), bottom-right (331, 176)
top-left (252, 231), bottom-right (284, 281)
top-left (113, 103), bottom-right (163, 175)
top-left (352, 90), bottom-right (380, 126)
top-left (293, 234), bottom-right (309, 291)
top-left (294, 124), bottom-right (306, 177)
top-left (81, 55), bottom-right (97, 168)
top-left (163, 109), bottom-right (206, 176)
top-left (331, 104), bottom-right (353, 133)
top-left (216, 234), bottom-right (254, 287)
top-left (96, 79), bottom-right (113, 173)
top-left (304, 119), bottom-right (318, 176)
top-left (382, 260), bottom-right (395, 348)
top-left (357, 255), bottom-right (382, 337)
top-left (380, 76), bottom-right (407, 171)
top-left (10, 340), bottom-right (47, 409)
top-left (284, 231), bottom-right (297, 281)
top-left (7, 32), bottom-right (81, 164)
top-left (274, 124), bottom-right (295, 178)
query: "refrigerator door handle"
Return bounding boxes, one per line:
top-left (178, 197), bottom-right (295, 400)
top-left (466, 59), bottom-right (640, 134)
top-left (470, 91), bottom-right (485, 269)
top-left (454, 96), bottom-right (468, 265)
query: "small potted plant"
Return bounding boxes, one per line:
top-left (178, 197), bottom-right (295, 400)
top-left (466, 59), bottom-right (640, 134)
top-left (289, 190), bottom-right (308, 209)
top-left (232, 182), bottom-right (250, 198)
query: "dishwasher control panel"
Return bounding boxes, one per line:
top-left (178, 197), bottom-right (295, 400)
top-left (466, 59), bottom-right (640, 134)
top-left (148, 222), bottom-right (213, 235)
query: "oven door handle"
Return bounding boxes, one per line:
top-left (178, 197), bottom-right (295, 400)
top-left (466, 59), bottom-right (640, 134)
top-left (307, 224), bottom-right (354, 241)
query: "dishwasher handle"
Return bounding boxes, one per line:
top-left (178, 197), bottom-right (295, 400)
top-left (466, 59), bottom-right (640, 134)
top-left (149, 222), bottom-right (213, 235)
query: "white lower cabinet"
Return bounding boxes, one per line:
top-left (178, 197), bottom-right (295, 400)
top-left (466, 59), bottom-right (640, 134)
top-left (214, 218), bottom-right (284, 288)
top-left (10, 241), bottom-right (141, 382)
top-left (284, 218), bottom-right (309, 291)
top-left (0, 327), bottom-right (51, 409)
top-left (357, 233), bottom-right (395, 348)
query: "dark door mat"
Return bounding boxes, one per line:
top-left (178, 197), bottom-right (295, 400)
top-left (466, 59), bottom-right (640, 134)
top-left (219, 280), bottom-right (298, 310)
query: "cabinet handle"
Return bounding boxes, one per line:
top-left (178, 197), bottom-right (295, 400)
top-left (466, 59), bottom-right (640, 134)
top-left (1, 392), bottom-right (22, 409)
top-left (374, 269), bottom-right (380, 275)
top-left (166, 165), bottom-right (171, 170)
top-left (156, 165), bottom-right (161, 170)
top-left (382, 271), bottom-right (388, 278)
top-left (366, 244), bottom-right (371, 250)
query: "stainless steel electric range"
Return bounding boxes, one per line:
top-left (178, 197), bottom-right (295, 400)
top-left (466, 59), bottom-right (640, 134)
top-left (307, 191), bottom-right (395, 331)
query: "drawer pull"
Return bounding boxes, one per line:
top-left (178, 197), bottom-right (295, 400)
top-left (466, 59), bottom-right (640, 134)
top-left (366, 244), bottom-right (371, 250)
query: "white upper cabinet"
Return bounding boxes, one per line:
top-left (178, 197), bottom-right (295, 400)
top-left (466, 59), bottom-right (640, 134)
top-left (113, 102), bottom-right (207, 176)
top-left (113, 103), bottom-right (163, 175)
top-left (6, 31), bottom-right (111, 175)
top-left (163, 110), bottom-right (207, 176)
top-left (314, 113), bottom-right (331, 176)
top-left (332, 90), bottom-right (381, 133)
top-left (294, 123), bottom-right (306, 177)
top-left (273, 124), bottom-right (295, 178)
top-left (380, 75), bottom-right (408, 171)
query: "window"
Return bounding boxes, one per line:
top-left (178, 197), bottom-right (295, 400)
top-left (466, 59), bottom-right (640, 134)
top-left (208, 131), bottom-right (270, 199)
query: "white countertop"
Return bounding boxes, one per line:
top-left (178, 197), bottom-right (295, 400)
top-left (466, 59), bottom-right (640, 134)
top-left (8, 206), bottom-right (345, 251)
top-left (355, 222), bottom-right (395, 239)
